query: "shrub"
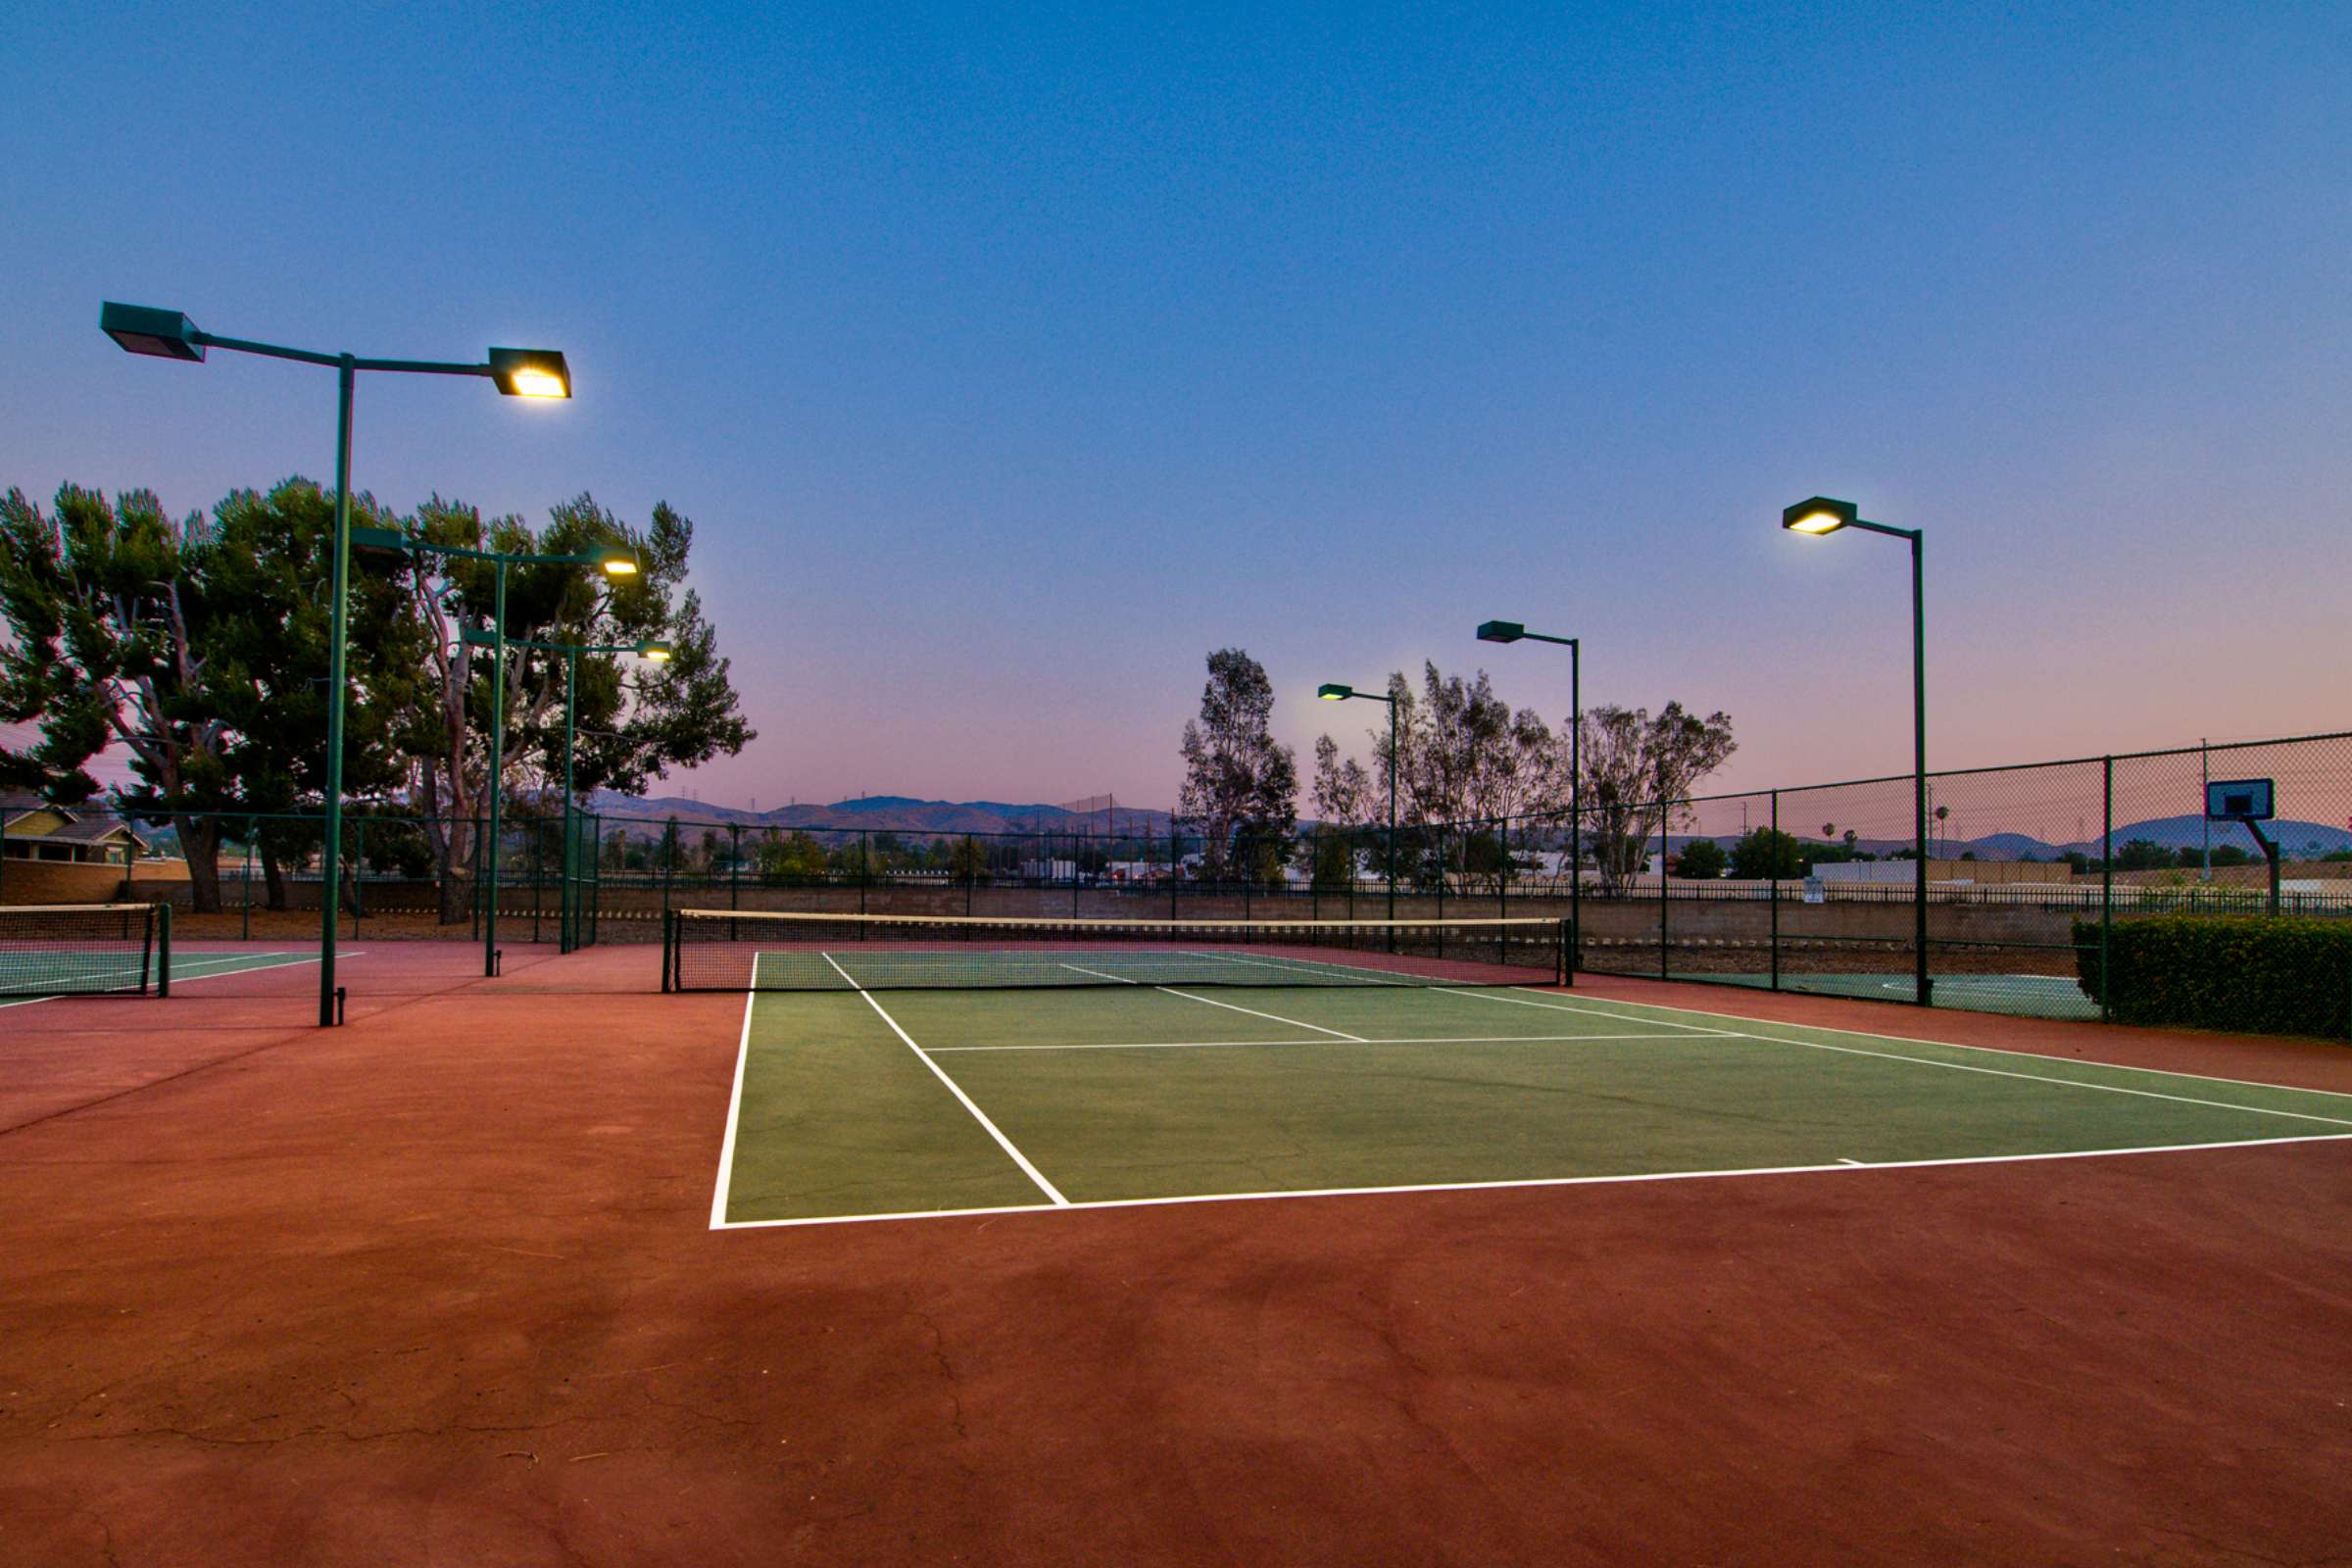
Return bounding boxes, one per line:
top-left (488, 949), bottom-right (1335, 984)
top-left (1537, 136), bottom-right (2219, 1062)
top-left (1673, 839), bottom-right (1728, 879)
top-left (2073, 915), bottom-right (2352, 1039)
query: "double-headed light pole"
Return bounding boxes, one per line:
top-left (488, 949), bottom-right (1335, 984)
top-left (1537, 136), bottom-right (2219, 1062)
top-left (353, 529), bottom-right (641, 974)
top-left (1474, 621), bottom-right (1580, 983)
top-left (101, 302), bottom-right (571, 1026)
top-left (1315, 682), bottom-right (1399, 931)
top-left (1782, 496), bottom-right (1929, 1004)
top-left (457, 629), bottom-right (670, 952)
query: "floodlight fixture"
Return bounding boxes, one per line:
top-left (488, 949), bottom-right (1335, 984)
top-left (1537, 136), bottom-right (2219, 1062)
top-left (101, 301), bottom-right (206, 362)
top-left (1475, 620), bottom-right (1525, 643)
top-left (1782, 496), bottom-right (1858, 535)
top-left (1317, 683), bottom-right (1352, 701)
top-left (488, 347), bottom-right (572, 399)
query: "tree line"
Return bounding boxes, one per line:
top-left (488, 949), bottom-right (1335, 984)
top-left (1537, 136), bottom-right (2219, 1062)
top-left (1176, 647), bottom-right (1739, 891)
top-left (0, 479), bottom-right (754, 914)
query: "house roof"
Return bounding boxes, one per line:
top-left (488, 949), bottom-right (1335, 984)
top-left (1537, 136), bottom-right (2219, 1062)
top-left (0, 794), bottom-right (150, 848)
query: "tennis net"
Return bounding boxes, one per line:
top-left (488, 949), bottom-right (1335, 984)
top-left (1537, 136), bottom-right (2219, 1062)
top-left (0, 903), bottom-right (170, 998)
top-left (663, 909), bottom-right (1568, 993)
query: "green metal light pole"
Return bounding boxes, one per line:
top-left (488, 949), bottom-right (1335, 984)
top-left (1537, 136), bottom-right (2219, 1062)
top-left (1476, 621), bottom-right (1580, 985)
top-left (462, 630), bottom-right (669, 951)
top-left (101, 301), bottom-right (570, 1026)
top-left (1783, 496), bottom-right (1929, 1005)
top-left (356, 528), bottom-right (635, 974)
top-left (1318, 682), bottom-right (1400, 941)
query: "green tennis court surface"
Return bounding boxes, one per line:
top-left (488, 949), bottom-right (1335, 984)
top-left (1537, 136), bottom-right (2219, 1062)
top-left (713, 970), bottom-right (2352, 1227)
top-left (0, 948), bottom-right (318, 1001)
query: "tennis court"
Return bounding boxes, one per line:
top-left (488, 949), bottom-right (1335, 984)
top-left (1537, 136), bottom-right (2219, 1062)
top-left (0, 902), bottom-right (325, 1001)
top-left (703, 913), bottom-right (2352, 1227)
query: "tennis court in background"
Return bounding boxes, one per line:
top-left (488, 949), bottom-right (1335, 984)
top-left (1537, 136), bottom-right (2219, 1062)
top-left (710, 943), bottom-right (2352, 1228)
top-left (0, 902), bottom-right (328, 1001)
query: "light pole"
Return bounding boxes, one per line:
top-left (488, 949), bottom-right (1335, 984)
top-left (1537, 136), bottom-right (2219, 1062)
top-left (101, 301), bottom-right (569, 1026)
top-left (1477, 620), bottom-right (1580, 984)
top-left (459, 629), bottom-right (669, 951)
top-left (1783, 496), bottom-right (1929, 1004)
top-left (1317, 682), bottom-right (1399, 937)
top-left (353, 527), bottom-right (636, 974)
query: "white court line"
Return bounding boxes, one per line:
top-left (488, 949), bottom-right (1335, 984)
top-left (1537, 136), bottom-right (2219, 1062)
top-left (1459, 989), bottom-right (2352, 1130)
top-left (922, 1031), bottom-right (1686, 1054)
top-left (1059, 962), bottom-right (1140, 984)
top-left (1503, 986), bottom-right (2352, 1103)
top-left (707, 957), bottom-right (760, 1228)
top-left (1152, 986), bottom-right (1366, 1041)
top-left (1177, 948), bottom-right (1421, 986)
top-left (822, 954), bottom-right (1069, 1206)
top-left (710, 1129), bottom-right (2352, 1230)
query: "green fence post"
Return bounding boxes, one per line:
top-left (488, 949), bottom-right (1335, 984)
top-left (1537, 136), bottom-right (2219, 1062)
top-left (241, 816), bottom-right (254, 942)
top-left (662, 817), bottom-right (677, 926)
top-left (1658, 802), bottom-right (1671, 981)
top-left (1434, 825), bottom-right (1446, 957)
top-left (352, 816), bottom-right (366, 940)
top-left (731, 823), bottom-right (742, 915)
top-left (530, 819), bottom-right (543, 944)
top-left (859, 828), bottom-right (869, 916)
top-left (2101, 756), bottom-right (2113, 1023)
top-left (1769, 790), bottom-right (1781, 992)
top-left (1496, 818), bottom-right (1507, 964)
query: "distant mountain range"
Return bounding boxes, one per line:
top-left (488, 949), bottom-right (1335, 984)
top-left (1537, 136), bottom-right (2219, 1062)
top-left (586, 791), bottom-right (1176, 837)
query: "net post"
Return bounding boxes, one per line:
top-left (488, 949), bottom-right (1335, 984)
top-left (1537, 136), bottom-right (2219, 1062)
top-left (154, 900), bottom-right (170, 998)
top-left (661, 906), bottom-right (673, 993)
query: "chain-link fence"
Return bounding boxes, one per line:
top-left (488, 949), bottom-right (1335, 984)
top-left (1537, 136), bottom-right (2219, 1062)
top-left (12, 729), bottom-right (2346, 1029)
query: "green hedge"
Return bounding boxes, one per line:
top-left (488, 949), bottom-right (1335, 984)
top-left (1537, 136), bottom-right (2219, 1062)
top-left (2073, 915), bottom-right (2352, 1039)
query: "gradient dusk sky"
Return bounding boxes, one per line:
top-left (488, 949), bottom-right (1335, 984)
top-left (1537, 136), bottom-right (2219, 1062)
top-left (4, 3), bottom-right (2346, 811)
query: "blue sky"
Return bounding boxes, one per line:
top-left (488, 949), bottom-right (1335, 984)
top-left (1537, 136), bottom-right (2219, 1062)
top-left (4, 2), bottom-right (2346, 809)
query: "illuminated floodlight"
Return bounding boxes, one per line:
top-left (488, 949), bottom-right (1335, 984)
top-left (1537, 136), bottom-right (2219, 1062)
top-left (1782, 496), bottom-right (1857, 535)
top-left (488, 347), bottom-right (572, 399)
